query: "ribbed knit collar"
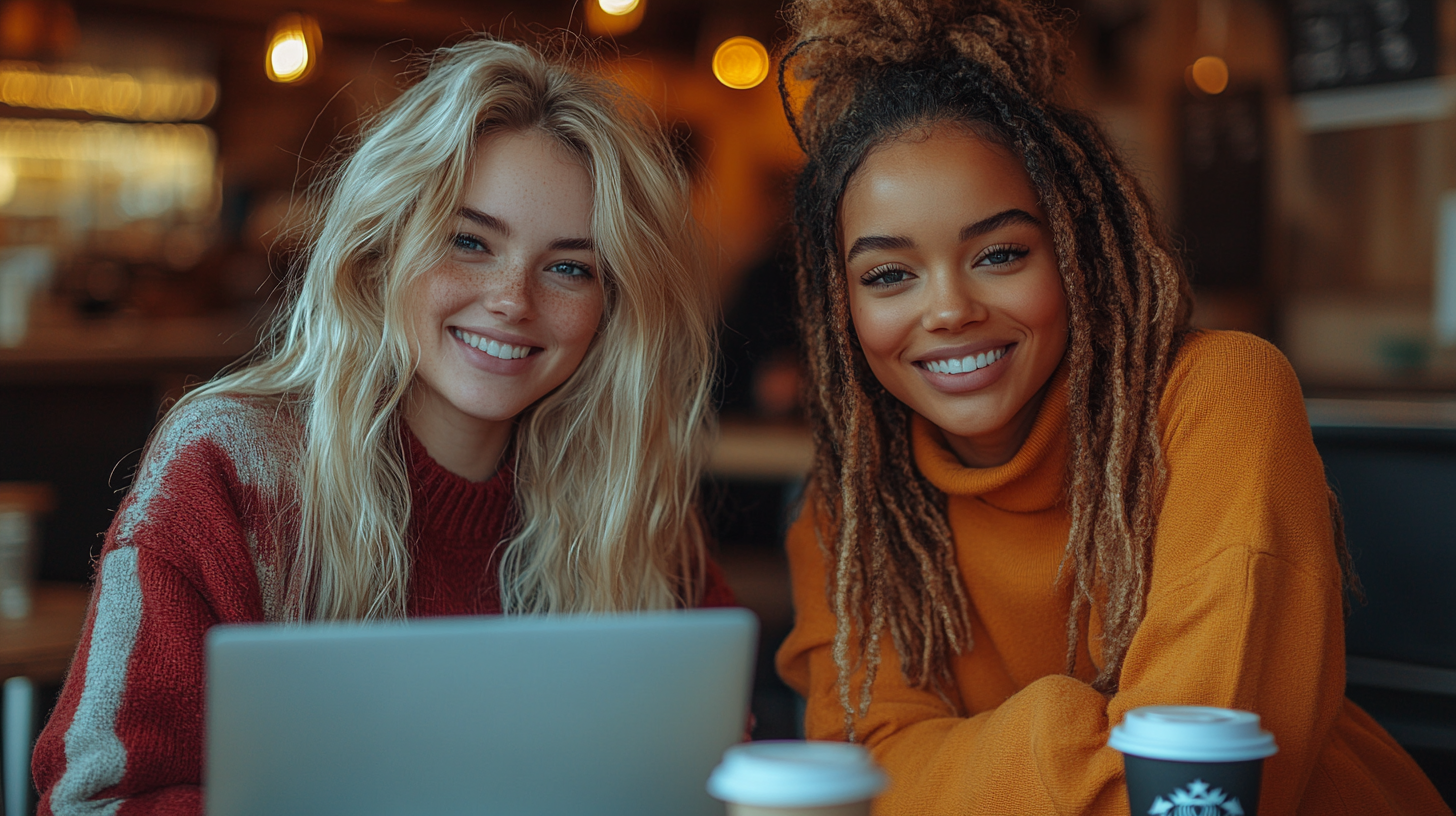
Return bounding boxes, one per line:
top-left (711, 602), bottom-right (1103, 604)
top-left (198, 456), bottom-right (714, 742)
top-left (402, 427), bottom-right (516, 541)
top-left (911, 362), bottom-right (1069, 513)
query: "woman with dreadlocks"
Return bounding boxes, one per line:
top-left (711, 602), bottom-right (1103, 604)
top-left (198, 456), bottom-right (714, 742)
top-left (773, 1), bottom-right (1448, 813)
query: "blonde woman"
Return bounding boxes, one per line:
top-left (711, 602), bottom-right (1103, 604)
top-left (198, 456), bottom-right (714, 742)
top-left (33, 38), bottom-right (732, 815)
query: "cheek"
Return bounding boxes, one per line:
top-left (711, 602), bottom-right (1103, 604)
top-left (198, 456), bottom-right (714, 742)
top-left (411, 264), bottom-right (471, 324)
top-left (540, 286), bottom-right (605, 351)
top-left (1010, 271), bottom-right (1070, 349)
top-left (403, 278), bottom-right (442, 348)
top-left (847, 289), bottom-right (907, 363)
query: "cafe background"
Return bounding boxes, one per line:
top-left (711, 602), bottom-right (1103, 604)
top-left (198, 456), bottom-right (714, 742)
top-left (1, 0), bottom-right (1454, 811)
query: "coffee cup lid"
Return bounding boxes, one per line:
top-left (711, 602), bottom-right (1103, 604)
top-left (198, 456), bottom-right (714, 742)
top-left (708, 741), bottom-right (888, 807)
top-left (1109, 706), bottom-right (1278, 763)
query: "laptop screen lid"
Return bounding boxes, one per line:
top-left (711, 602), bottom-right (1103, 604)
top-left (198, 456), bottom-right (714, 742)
top-left (205, 608), bottom-right (757, 816)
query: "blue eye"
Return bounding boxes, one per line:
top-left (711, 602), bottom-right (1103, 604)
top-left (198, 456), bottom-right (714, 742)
top-left (861, 265), bottom-right (910, 287)
top-left (453, 233), bottom-right (487, 253)
top-left (550, 261), bottom-right (593, 279)
top-left (978, 245), bottom-right (1028, 267)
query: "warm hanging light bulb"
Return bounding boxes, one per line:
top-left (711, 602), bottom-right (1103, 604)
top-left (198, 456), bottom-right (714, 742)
top-left (586, 0), bottom-right (644, 35)
top-left (270, 35), bottom-right (307, 79)
top-left (712, 36), bottom-right (770, 90)
top-left (265, 13), bottom-right (321, 84)
top-left (598, 0), bottom-right (639, 15)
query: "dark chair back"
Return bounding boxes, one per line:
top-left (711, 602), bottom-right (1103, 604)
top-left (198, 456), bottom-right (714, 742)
top-left (1308, 399), bottom-right (1456, 787)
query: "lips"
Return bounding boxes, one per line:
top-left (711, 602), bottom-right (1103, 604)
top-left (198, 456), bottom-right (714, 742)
top-left (919, 344), bottom-right (1008, 375)
top-left (909, 342), bottom-right (1017, 396)
top-left (916, 343), bottom-right (1012, 374)
top-left (450, 327), bottom-right (538, 360)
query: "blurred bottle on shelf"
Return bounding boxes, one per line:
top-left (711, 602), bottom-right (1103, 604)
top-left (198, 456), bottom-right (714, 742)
top-left (0, 482), bottom-right (54, 619)
top-left (0, 245), bottom-right (53, 347)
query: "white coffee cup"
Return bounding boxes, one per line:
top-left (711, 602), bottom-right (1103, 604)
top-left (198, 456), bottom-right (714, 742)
top-left (708, 741), bottom-right (888, 816)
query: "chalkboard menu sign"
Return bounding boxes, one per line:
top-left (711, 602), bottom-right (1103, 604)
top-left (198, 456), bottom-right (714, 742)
top-left (1287, 0), bottom-right (1439, 93)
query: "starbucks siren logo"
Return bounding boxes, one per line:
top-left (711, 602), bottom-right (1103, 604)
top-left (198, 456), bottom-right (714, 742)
top-left (1147, 779), bottom-right (1245, 816)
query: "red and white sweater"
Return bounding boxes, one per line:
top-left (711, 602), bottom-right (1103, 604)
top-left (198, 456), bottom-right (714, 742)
top-left (32, 394), bottom-right (736, 816)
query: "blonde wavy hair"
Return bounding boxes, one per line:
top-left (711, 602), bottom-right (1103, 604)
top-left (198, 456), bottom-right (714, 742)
top-left (162, 37), bottom-right (715, 620)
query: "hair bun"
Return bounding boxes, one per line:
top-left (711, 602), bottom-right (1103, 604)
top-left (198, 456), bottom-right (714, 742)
top-left (782, 0), bottom-right (1071, 146)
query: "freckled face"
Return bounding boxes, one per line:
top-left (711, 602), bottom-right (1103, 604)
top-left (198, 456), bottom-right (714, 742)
top-left (840, 125), bottom-right (1069, 467)
top-left (407, 130), bottom-right (603, 434)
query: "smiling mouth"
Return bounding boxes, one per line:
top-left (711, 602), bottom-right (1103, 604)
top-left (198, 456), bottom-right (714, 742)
top-left (451, 327), bottom-right (537, 360)
top-left (919, 344), bottom-right (1009, 375)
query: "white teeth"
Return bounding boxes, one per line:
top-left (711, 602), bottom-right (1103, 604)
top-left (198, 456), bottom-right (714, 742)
top-left (924, 345), bottom-right (1006, 375)
top-left (452, 328), bottom-right (532, 361)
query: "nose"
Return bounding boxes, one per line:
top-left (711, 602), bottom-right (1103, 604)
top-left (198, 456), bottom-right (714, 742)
top-left (920, 267), bottom-right (987, 332)
top-left (483, 262), bottom-right (534, 323)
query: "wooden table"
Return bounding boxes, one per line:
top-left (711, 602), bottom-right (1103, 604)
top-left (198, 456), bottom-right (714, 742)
top-left (0, 583), bottom-right (90, 685)
top-left (2, 583), bottom-right (89, 816)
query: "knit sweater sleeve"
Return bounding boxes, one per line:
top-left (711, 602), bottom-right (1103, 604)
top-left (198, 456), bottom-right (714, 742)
top-left (32, 396), bottom-right (285, 816)
top-left (777, 333), bottom-right (1444, 815)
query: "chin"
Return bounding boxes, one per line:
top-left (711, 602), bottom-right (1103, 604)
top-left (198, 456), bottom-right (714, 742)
top-left (913, 395), bottom-right (997, 431)
top-left (938, 418), bottom-right (1002, 440)
top-left (443, 392), bottom-right (528, 425)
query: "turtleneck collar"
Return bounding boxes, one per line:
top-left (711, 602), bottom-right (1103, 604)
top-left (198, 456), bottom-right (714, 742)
top-left (910, 362), bottom-right (1069, 513)
top-left (402, 426), bottom-right (516, 542)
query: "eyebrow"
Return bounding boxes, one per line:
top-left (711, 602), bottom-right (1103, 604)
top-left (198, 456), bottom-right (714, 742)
top-left (844, 207), bottom-right (1042, 264)
top-left (960, 208), bottom-right (1041, 242)
top-left (456, 207), bottom-right (594, 252)
top-left (844, 234), bottom-right (914, 264)
top-left (548, 237), bottom-right (595, 252)
top-left (458, 206), bottom-right (507, 235)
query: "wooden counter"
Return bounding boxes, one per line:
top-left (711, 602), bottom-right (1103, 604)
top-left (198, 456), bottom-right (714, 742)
top-left (0, 306), bottom-right (260, 387)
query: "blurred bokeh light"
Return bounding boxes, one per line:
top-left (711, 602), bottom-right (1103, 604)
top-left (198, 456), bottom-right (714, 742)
top-left (1189, 55), bottom-right (1230, 95)
top-left (586, 0), bottom-right (644, 35)
top-left (265, 14), bottom-right (320, 84)
top-left (598, 0), bottom-right (639, 15)
top-left (712, 36), bottom-right (769, 90)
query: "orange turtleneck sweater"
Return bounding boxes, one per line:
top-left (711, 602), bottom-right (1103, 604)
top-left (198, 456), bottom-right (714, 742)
top-left (777, 330), bottom-right (1449, 815)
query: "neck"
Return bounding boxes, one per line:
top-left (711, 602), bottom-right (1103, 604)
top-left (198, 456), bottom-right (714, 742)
top-left (403, 386), bottom-right (514, 482)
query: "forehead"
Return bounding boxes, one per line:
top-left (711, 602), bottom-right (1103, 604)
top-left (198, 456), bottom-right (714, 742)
top-left (840, 125), bottom-right (1041, 237)
top-left (462, 130), bottom-right (593, 213)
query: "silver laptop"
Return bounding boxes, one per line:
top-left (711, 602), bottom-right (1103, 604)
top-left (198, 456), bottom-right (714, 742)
top-left (205, 608), bottom-right (757, 816)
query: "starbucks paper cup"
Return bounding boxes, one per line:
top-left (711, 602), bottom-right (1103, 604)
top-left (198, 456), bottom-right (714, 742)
top-left (1109, 706), bottom-right (1277, 816)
